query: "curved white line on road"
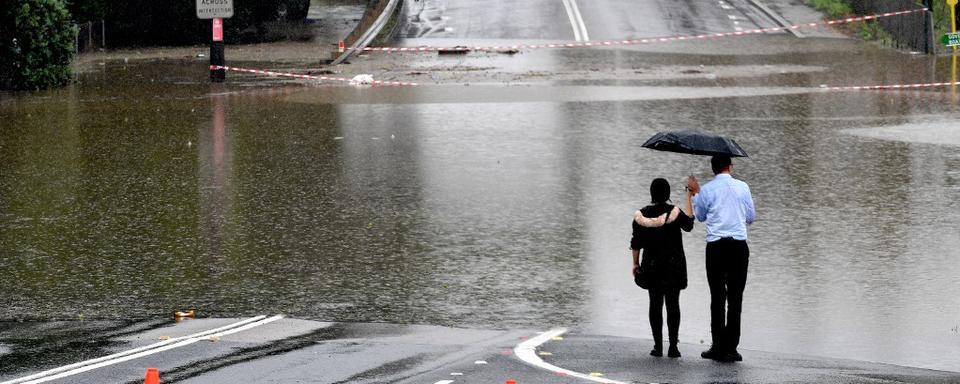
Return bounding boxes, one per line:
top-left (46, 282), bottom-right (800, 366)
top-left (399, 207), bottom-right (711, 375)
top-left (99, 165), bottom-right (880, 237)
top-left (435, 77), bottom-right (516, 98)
top-left (561, 0), bottom-right (589, 42)
top-left (514, 328), bottom-right (628, 384)
top-left (2, 315), bottom-right (284, 384)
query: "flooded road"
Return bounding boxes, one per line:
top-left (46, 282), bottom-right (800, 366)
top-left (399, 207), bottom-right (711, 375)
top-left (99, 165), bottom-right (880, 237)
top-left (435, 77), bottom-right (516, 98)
top-left (2, 31), bottom-right (960, 377)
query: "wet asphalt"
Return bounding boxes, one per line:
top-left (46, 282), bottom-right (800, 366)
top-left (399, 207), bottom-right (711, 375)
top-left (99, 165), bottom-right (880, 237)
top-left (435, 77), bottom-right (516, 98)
top-left (2, 319), bottom-right (959, 383)
top-left (3, 0), bottom-right (960, 382)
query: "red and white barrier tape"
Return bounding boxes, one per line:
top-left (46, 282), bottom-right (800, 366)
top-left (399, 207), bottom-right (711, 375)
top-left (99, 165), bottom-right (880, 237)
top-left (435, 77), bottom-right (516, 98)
top-left (211, 65), bottom-right (960, 94)
top-left (825, 81), bottom-right (960, 91)
top-left (353, 8), bottom-right (927, 53)
top-left (210, 65), bottom-right (419, 86)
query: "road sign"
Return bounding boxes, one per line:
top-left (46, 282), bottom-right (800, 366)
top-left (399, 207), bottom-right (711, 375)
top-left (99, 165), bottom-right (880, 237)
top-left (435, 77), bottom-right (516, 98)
top-left (212, 18), bottom-right (223, 41)
top-left (942, 32), bottom-right (960, 47)
top-left (197, 0), bottom-right (233, 19)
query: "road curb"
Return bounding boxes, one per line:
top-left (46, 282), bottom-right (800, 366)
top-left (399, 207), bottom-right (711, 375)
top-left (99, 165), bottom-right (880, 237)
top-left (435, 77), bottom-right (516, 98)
top-left (330, 0), bottom-right (403, 65)
top-left (745, 0), bottom-right (804, 38)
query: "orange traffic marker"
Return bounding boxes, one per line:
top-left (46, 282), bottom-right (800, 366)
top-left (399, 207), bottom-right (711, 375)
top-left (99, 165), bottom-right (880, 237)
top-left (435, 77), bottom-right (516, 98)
top-left (174, 310), bottom-right (195, 320)
top-left (505, 380), bottom-right (517, 384)
top-left (338, 40), bottom-right (345, 53)
top-left (144, 368), bottom-right (160, 384)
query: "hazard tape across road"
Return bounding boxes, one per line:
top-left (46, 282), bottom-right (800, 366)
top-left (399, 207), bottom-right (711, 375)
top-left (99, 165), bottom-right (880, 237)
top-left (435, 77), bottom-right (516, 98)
top-left (824, 81), bottom-right (960, 91)
top-left (353, 8), bottom-right (927, 53)
top-left (210, 65), bottom-right (419, 86)
top-left (212, 64), bottom-right (960, 93)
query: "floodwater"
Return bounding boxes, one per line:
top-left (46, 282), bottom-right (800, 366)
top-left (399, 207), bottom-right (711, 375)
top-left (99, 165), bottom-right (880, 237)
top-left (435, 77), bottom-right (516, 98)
top-left (2, 36), bottom-right (960, 374)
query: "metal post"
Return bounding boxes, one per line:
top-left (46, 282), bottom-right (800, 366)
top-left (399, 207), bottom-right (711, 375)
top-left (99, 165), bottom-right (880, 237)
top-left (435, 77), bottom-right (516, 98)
top-left (101, 19), bottom-right (105, 48)
top-left (922, 0), bottom-right (933, 53)
top-left (74, 24), bottom-right (79, 54)
top-left (210, 18), bottom-right (225, 82)
top-left (951, 0), bottom-right (958, 53)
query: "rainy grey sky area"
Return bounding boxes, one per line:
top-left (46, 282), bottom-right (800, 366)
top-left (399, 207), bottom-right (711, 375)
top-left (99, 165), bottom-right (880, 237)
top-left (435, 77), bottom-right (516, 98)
top-left (2, 0), bottom-right (960, 383)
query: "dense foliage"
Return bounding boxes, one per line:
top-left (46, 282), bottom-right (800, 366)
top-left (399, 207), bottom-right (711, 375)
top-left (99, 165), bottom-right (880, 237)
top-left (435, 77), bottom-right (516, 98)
top-left (67, 0), bottom-right (311, 46)
top-left (0, 0), bottom-right (76, 90)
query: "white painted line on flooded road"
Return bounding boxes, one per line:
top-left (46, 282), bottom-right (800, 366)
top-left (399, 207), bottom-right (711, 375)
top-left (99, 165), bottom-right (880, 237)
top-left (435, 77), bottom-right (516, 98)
top-left (514, 328), bottom-right (628, 384)
top-left (1, 315), bottom-right (268, 384)
top-left (561, 0), bottom-right (589, 42)
top-left (433, 381), bottom-right (455, 384)
top-left (2, 315), bottom-right (283, 384)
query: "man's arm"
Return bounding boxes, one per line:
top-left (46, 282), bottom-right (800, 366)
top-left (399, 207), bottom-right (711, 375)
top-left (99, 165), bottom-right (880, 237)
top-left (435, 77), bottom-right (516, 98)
top-left (743, 185), bottom-right (755, 225)
top-left (689, 176), bottom-right (707, 222)
top-left (693, 190), bottom-right (707, 222)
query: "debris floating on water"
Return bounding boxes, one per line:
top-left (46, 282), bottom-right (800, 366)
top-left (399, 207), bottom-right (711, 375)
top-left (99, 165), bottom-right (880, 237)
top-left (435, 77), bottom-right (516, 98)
top-left (349, 74), bottom-right (374, 85)
top-left (438, 46), bottom-right (470, 55)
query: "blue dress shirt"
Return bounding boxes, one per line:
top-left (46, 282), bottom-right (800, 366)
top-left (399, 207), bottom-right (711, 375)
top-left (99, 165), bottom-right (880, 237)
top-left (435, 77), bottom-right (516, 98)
top-left (693, 173), bottom-right (755, 242)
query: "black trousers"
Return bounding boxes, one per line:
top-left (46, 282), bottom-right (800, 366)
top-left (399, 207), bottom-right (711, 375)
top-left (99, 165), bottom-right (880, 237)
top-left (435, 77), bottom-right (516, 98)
top-left (648, 289), bottom-right (680, 346)
top-left (705, 238), bottom-right (749, 352)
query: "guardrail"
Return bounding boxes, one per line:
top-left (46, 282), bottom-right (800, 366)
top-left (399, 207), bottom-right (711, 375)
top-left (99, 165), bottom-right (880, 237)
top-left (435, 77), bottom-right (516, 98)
top-left (330, 0), bottom-right (403, 64)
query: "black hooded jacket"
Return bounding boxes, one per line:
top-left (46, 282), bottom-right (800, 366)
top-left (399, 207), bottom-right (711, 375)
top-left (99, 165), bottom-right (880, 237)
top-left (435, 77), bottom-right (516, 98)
top-left (630, 203), bottom-right (694, 291)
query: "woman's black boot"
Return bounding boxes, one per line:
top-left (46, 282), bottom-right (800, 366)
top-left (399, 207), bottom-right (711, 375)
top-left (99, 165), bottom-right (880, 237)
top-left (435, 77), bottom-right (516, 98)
top-left (650, 343), bottom-right (663, 357)
top-left (668, 343), bottom-right (681, 358)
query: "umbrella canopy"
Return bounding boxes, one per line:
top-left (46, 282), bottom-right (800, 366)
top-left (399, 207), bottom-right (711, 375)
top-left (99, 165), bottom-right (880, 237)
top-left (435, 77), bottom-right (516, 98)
top-left (641, 130), bottom-right (748, 157)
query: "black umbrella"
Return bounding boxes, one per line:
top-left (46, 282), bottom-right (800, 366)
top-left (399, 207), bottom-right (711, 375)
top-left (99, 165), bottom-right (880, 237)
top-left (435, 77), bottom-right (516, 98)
top-left (641, 130), bottom-right (748, 157)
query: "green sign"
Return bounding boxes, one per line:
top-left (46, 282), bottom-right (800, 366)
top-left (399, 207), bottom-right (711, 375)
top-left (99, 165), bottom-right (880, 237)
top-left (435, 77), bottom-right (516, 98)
top-left (942, 32), bottom-right (960, 47)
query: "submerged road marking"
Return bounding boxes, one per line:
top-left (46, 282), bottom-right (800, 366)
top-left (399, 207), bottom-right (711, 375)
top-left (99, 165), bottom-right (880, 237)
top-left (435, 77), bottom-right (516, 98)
top-left (1, 315), bottom-right (269, 384)
top-left (2, 315), bottom-right (284, 384)
top-left (561, 0), bottom-right (590, 42)
top-left (513, 328), bottom-right (628, 384)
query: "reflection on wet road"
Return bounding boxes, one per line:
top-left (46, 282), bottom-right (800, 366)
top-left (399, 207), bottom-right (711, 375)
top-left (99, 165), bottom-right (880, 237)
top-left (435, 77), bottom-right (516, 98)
top-left (2, 7), bottom-right (960, 378)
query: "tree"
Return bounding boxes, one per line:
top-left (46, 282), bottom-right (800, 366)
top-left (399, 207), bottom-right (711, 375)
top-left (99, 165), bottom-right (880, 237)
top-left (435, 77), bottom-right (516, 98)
top-left (0, 0), bottom-right (76, 90)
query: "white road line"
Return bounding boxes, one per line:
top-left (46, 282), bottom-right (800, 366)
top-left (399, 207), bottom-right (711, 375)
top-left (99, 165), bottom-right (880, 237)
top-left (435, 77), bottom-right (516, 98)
top-left (433, 381), bottom-right (455, 384)
top-left (514, 328), bottom-right (628, 384)
top-left (2, 315), bottom-right (268, 384)
top-left (569, 0), bottom-right (589, 41)
top-left (561, 0), bottom-right (589, 42)
top-left (2, 315), bottom-right (284, 384)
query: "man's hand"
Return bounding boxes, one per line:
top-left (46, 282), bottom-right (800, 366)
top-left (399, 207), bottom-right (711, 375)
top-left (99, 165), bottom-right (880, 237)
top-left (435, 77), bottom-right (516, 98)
top-left (686, 176), bottom-right (700, 194)
top-left (632, 264), bottom-right (639, 276)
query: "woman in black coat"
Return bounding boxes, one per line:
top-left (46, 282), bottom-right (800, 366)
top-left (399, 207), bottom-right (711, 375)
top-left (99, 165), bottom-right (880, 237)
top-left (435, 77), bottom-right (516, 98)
top-left (631, 178), bottom-right (694, 358)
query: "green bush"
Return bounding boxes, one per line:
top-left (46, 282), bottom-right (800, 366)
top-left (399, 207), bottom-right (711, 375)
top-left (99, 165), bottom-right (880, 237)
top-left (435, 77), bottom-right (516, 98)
top-left (808, 0), bottom-right (854, 19)
top-left (0, 0), bottom-right (77, 90)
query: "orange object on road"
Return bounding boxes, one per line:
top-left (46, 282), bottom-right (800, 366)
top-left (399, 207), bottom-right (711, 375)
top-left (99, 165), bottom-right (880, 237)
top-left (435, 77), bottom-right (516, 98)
top-left (174, 310), bottom-right (195, 320)
top-left (144, 368), bottom-right (160, 384)
top-left (505, 380), bottom-right (517, 384)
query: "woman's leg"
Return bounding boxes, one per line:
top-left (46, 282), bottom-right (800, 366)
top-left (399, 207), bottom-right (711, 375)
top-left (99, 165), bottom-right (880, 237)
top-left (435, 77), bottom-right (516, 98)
top-left (665, 289), bottom-right (682, 357)
top-left (665, 289), bottom-right (681, 344)
top-left (648, 289), bottom-right (664, 355)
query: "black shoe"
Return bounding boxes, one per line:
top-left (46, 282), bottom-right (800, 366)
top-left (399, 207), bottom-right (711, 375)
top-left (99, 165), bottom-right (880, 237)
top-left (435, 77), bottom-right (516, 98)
top-left (727, 350), bottom-right (742, 361)
top-left (667, 345), bottom-right (681, 358)
top-left (701, 347), bottom-right (729, 361)
top-left (651, 344), bottom-right (663, 357)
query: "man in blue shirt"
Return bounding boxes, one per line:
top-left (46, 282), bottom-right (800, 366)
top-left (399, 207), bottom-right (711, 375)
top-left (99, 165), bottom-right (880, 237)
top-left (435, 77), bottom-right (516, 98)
top-left (688, 155), bottom-right (755, 362)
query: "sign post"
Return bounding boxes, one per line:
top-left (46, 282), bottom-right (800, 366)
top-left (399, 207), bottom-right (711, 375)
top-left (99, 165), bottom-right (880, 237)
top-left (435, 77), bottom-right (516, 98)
top-left (210, 18), bottom-right (225, 82)
top-left (197, 0), bottom-right (234, 82)
top-left (949, 0), bottom-right (958, 52)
